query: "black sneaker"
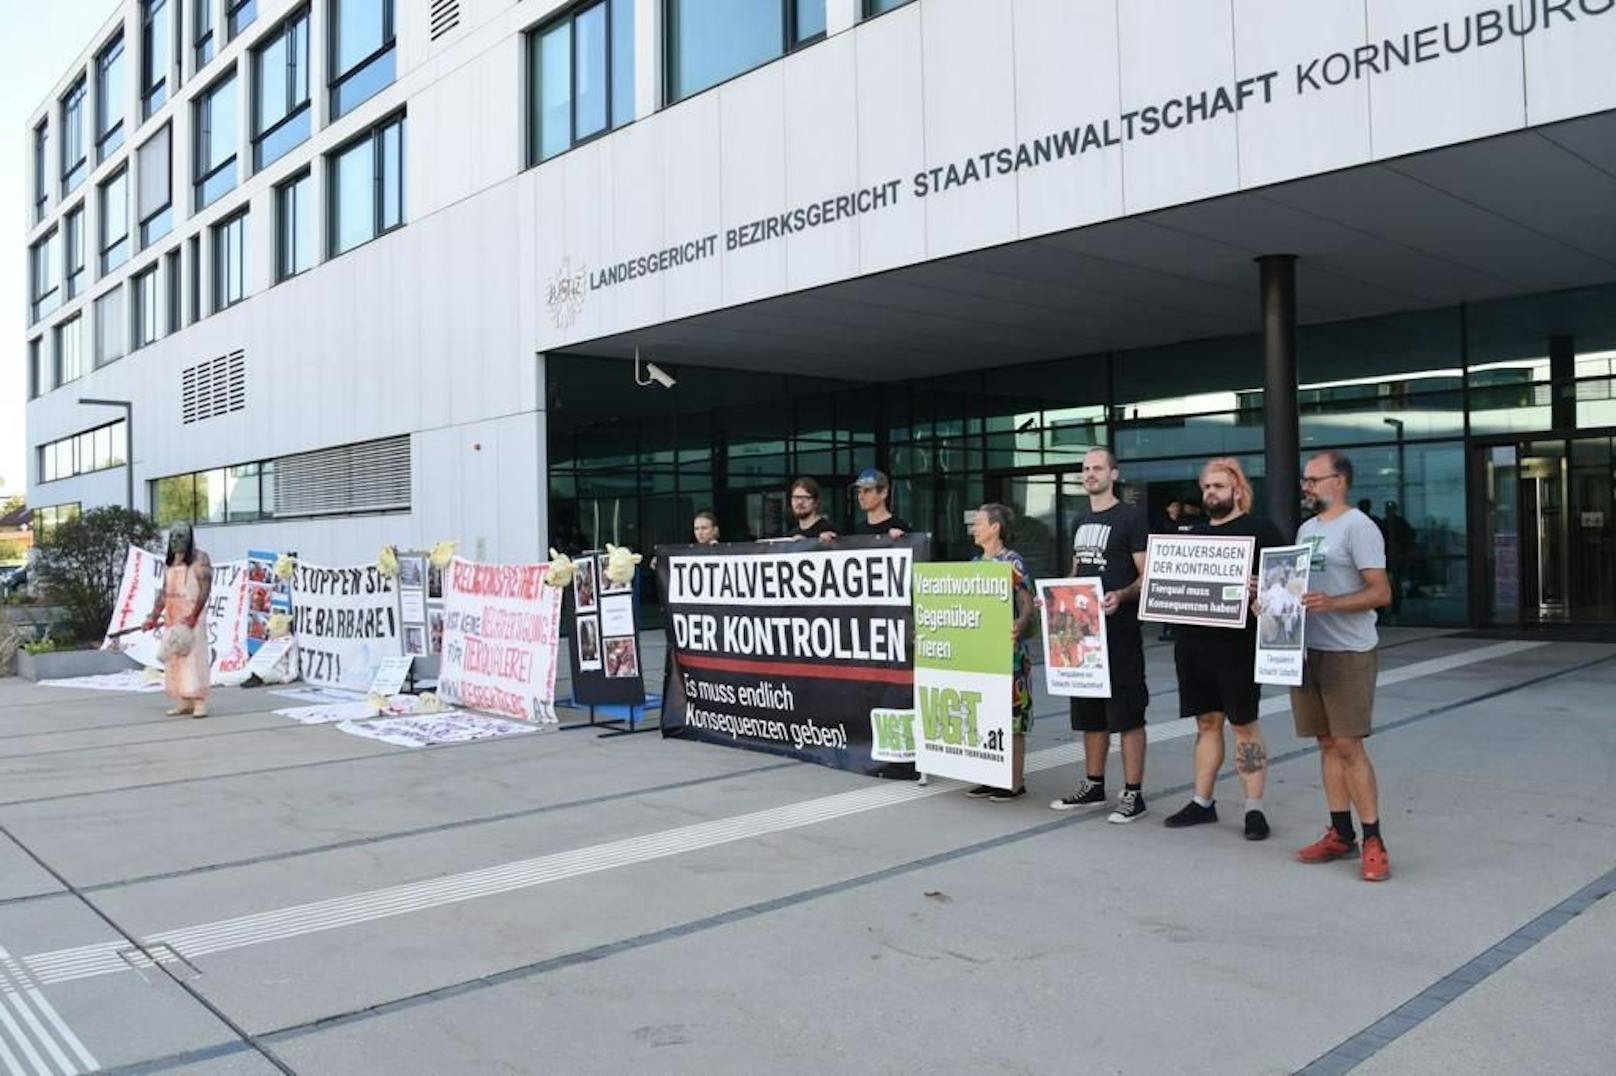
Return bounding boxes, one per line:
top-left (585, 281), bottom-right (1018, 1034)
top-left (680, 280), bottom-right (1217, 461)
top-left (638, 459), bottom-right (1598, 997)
top-left (1049, 778), bottom-right (1106, 811)
top-left (988, 786), bottom-right (1027, 803)
top-left (1107, 789), bottom-right (1148, 824)
top-left (1164, 800), bottom-right (1218, 828)
top-left (964, 784), bottom-right (995, 799)
top-left (1244, 810), bottom-right (1271, 841)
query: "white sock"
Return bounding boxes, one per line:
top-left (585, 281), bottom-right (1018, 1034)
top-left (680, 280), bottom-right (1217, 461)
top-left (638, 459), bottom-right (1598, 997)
top-left (1246, 799), bottom-right (1263, 813)
top-left (1193, 794), bottom-right (1213, 808)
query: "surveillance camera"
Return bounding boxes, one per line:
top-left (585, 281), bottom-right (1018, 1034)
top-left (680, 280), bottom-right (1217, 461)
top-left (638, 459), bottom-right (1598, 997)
top-left (645, 362), bottom-right (677, 389)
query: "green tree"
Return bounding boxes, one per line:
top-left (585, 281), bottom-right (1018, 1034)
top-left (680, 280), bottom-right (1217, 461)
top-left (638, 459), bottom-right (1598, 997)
top-left (33, 506), bottom-right (160, 645)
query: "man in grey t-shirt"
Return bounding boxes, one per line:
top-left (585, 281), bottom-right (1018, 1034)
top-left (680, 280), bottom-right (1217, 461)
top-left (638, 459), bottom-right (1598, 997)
top-left (1291, 451), bottom-right (1393, 882)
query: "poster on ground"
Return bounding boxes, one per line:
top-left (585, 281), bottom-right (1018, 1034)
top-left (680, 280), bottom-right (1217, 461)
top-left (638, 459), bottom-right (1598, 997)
top-left (291, 561), bottom-right (401, 691)
top-left (569, 551), bottom-right (645, 707)
top-left (437, 557), bottom-right (564, 722)
top-left (1254, 544), bottom-right (1312, 686)
top-left (104, 545), bottom-right (252, 685)
top-left (912, 561), bottom-right (1013, 788)
top-left (657, 536), bottom-right (928, 775)
top-left (1035, 578), bottom-right (1110, 698)
top-left (1139, 534), bottom-right (1256, 628)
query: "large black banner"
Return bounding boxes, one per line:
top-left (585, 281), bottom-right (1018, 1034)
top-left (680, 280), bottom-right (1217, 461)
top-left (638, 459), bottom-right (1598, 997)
top-left (657, 535), bottom-right (929, 774)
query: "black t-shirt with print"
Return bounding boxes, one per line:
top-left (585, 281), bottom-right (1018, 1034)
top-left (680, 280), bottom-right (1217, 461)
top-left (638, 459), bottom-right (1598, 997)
top-left (1071, 501), bottom-right (1150, 681)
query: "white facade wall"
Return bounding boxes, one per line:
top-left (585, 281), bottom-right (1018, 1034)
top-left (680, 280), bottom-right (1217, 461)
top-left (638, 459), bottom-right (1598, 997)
top-left (22, 0), bottom-right (1616, 564)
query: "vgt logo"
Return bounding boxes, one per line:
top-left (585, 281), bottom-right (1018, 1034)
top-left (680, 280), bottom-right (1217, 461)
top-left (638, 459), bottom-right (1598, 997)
top-left (546, 258), bottom-right (588, 329)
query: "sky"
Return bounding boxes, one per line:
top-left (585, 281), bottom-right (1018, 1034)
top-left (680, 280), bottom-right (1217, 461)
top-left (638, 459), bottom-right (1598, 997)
top-left (2, 0), bottom-right (121, 499)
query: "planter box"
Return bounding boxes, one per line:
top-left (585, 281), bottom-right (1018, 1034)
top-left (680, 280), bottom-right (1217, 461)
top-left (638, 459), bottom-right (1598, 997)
top-left (18, 648), bottom-right (140, 682)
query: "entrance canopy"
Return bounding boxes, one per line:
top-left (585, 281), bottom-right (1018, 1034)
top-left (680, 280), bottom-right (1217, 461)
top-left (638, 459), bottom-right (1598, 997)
top-left (558, 112), bottom-right (1616, 382)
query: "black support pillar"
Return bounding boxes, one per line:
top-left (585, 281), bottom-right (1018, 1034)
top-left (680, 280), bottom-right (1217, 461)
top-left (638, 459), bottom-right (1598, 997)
top-left (1549, 333), bottom-right (1576, 430)
top-left (1259, 254), bottom-right (1300, 540)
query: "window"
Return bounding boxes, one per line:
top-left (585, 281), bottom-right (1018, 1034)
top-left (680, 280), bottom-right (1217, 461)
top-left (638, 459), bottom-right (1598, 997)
top-left (527, 0), bottom-right (635, 164)
top-left (165, 249), bottom-right (182, 332)
top-left (187, 234), bottom-right (201, 324)
top-left (38, 422), bottom-right (127, 484)
top-left (195, 0), bottom-right (215, 66)
top-left (33, 122), bottom-right (49, 222)
top-left (99, 166), bottom-right (130, 273)
top-left (54, 316), bottom-right (84, 387)
top-left (30, 232), bottom-right (59, 324)
top-left (330, 0), bottom-right (395, 119)
top-left (137, 124), bottom-right (173, 247)
top-left (64, 206), bottom-right (85, 299)
top-left (153, 461), bottom-right (275, 525)
top-left (668, 0), bottom-right (827, 102)
top-left (253, 8), bottom-right (311, 169)
top-left (29, 339), bottom-right (45, 400)
top-left (328, 113), bottom-right (404, 256)
top-left (61, 77), bottom-right (88, 195)
top-left (276, 169), bottom-right (313, 280)
top-left (95, 287), bottom-right (126, 366)
top-left (212, 210), bottom-right (249, 311)
top-left (194, 70), bottom-right (238, 209)
top-left (864, 0), bottom-right (914, 15)
top-left (96, 35), bottom-right (126, 160)
top-left (228, 0), bottom-right (258, 38)
top-left (143, 0), bottom-right (173, 117)
top-left (133, 265), bottom-right (161, 348)
top-left (34, 504), bottom-right (82, 536)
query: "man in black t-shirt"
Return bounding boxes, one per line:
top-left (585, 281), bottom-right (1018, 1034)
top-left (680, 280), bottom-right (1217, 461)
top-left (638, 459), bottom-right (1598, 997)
top-left (1162, 458), bottom-right (1285, 841)
top-left (850, 469), bottom-right (911, 538)
top-left (1050, 448), bottom-right (1151, 824)
top-left (784, 477), bottom-right (837, 541)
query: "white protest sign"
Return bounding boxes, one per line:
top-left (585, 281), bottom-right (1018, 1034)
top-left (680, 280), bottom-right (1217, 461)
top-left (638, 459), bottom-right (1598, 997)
top-left (370, 656), bottom-right (414, 696)
top-left (1036, 578), bottom-right (1111, 698)
top-left (1254, 544), bottom-right (1312, 687)
top-left (868, 708), bottom-right (917, 764)
top-left (438, 557), bottom-right (564, 723)
top-left (246, 634), bottom-right (299, 683)
top-left (1139, 534), bottom-right (1256, 628)
top-left (291, 561), bottom-right (401, 691)
top-left (104, 546), bottom-right (252, 685)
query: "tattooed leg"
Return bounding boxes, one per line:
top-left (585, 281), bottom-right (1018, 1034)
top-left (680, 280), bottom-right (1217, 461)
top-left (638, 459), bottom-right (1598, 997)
top-left (1232, 724), bottom-right (1269, 801)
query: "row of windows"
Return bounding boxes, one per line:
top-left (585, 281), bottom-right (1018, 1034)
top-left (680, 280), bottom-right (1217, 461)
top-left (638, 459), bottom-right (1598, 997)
top-left (153, 461), bottom-right (276, 525)
top-left (528, 0), bottom-right (915, 165)
top-left (38, 421), bottom-right (130, 485)
top-left (34, 504), bottom-right (82, 538)
top-left (29, 114), bottom-right (405, 401)
top-left (32, 2), bottom-right (396, 228)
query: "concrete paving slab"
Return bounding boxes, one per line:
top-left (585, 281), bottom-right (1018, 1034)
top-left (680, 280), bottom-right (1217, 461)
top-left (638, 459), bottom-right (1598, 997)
top-left (0, 829), bottom-right (61, 903)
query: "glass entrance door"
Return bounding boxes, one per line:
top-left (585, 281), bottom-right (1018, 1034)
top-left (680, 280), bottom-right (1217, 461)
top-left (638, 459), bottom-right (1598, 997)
top-left (1481, 434), bottom-right (1616, 625)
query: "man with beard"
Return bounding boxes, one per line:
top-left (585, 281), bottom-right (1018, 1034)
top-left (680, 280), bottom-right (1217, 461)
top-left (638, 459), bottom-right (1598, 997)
top-left (1050, 448), bottom-right (1151, 823)
top-left (1293, 451), bottom-right (1393, 881)
top-left (1161, 458), bottom-right (1285, 840)
top-left (784, 477), bottom-right (836, 541)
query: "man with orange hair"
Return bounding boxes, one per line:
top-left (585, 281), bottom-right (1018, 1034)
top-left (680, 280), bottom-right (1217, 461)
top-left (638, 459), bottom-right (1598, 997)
top-left (1162, 458), bottom-right (1285, 840)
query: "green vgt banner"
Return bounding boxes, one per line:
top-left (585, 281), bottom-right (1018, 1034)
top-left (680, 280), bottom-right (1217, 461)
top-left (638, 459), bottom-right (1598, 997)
top-left (911, 562), bottom-right (1014, 788)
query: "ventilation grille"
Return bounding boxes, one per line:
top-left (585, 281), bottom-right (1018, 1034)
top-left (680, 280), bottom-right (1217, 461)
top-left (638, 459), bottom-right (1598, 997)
top-left (429, 0), bottom-right (461, 41)
top-left (275, 435), bottom-right (412, 517)
top-left (181, 350), bottom-right (246, 424)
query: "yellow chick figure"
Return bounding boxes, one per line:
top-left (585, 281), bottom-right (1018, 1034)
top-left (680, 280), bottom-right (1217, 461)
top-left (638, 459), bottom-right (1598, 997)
top-left (603, 544), bottom-right (642, 586)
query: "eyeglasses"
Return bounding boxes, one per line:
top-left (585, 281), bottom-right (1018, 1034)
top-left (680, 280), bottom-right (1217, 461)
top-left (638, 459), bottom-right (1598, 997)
top-left (1300, 473), bottom-right (1342, 487)
top-left (790, 494), bottom-right (815, 502)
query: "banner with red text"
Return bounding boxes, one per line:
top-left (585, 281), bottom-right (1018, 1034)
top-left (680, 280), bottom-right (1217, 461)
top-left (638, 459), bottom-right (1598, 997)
top-left (104, 545), bottom-right (252, 685)
top-left (437, 557), bottom-right (564, 723)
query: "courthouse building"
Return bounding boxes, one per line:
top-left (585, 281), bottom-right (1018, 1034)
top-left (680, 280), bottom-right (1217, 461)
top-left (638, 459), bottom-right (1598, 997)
top-left (21, 0), bottom-right (1616, 628)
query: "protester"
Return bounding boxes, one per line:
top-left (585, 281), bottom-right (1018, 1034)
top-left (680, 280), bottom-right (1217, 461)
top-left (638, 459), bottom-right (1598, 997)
top-left (1293, 451), bottom-right (1394, 881)
top-left (1162, 458), bottom-right (1285, 840)
top-left (1156, 498), bottom-right (1197, 640)
top-left (693, 510), bottom-right (721, 545)
top-left (1051, 448), bottom-right (1151, 823)
top-left (142, 523), bottom-right (214, 718)
top-left (850, 469), bottom-right (910, 538)
top-left (785, 477), bottom-right (837, 541)
top-left (962, 503), bottom-right (1036, 802)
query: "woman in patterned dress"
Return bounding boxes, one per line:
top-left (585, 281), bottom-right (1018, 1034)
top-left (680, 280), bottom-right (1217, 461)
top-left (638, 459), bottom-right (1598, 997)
top-left (964, 503), bottom-right (1038, 801)
top-left (143, 523), bottom-right (214, 718)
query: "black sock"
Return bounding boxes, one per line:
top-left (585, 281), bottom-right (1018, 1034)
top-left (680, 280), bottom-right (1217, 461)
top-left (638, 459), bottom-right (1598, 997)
top-left (1331, 811), bottom-right (1356, 842)
top-left (1086, 774), bottom-right (1105, 788)
top-left (1362, 820), bottom-right (1381, 842)
top-left (1125, 782), bottom-right (1142, 793)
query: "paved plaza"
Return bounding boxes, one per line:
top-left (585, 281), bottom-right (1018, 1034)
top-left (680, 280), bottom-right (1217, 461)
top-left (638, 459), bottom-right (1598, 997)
top-left (0, 628), bottom-right (1612, 1074)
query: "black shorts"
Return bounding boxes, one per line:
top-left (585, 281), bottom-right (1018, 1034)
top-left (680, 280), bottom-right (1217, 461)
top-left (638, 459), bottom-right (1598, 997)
top-left (1174, 638), bottom-right (1261, 725)
top-left (1069, 683), bottom-right (1149, 733)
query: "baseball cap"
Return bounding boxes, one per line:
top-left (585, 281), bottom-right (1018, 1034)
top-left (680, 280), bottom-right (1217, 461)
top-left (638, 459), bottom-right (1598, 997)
top-left (853, 468), bottom-right (889, 490)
